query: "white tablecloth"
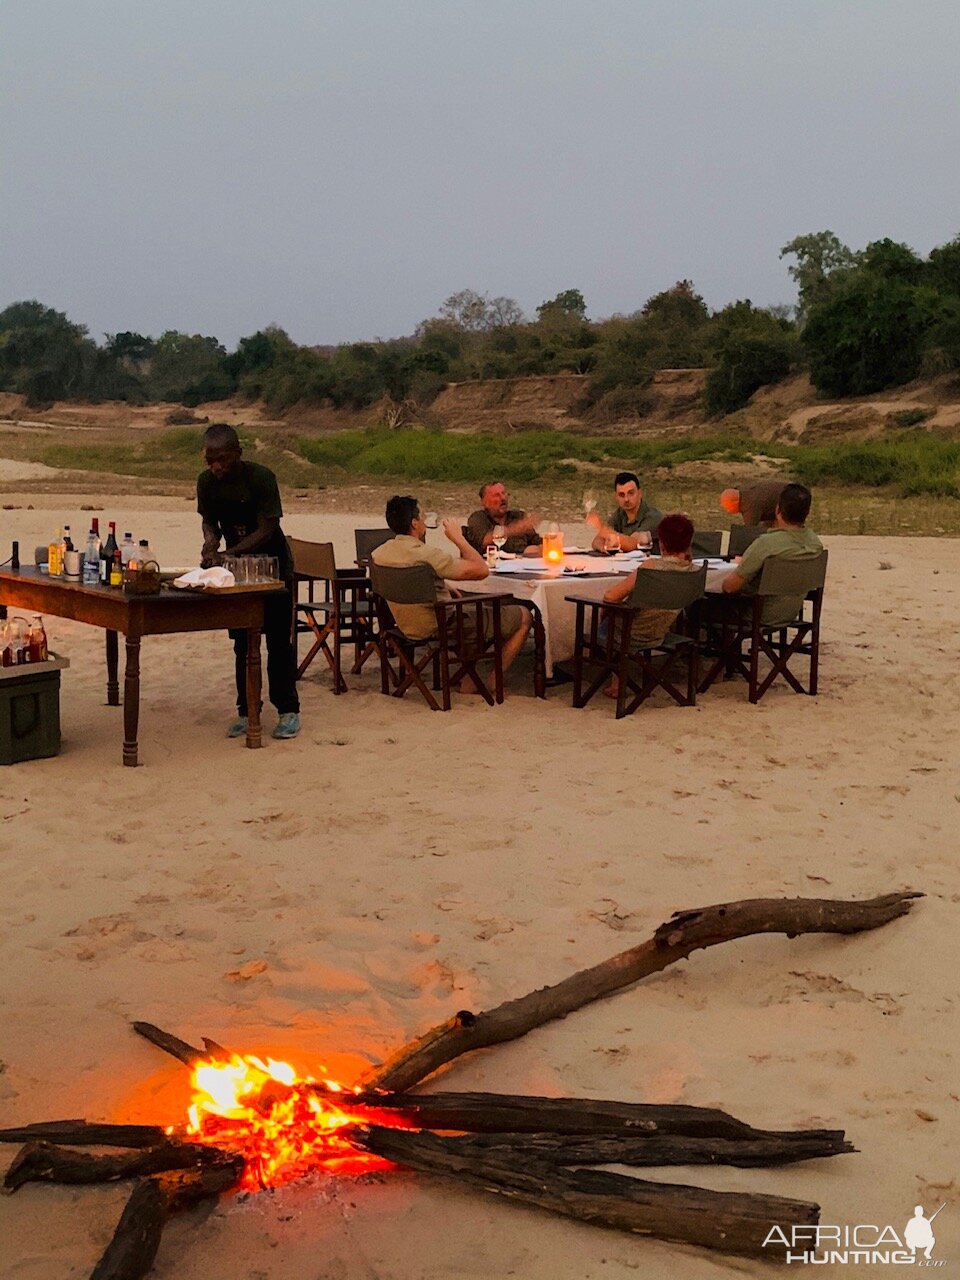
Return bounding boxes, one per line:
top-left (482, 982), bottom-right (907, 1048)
top-left (452, 558), bottom-right (736, 677)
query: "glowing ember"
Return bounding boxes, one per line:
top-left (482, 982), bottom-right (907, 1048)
top-left (181, 1053), bottom-right (394, 1189)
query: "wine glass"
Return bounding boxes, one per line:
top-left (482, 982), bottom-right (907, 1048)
top-left (583, 490), bottom-right (597, 517)
top-left (605, 531), bottom-right (621, 556)
top-left (492, 526), bottom-right (506, 559)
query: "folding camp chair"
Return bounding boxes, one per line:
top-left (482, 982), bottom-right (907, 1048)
top-left (567, 565), bottom-right (707, 720)
top-left (288, 537), bottom-right (375, 693)
top-left (368, 562), bottom-right (511, 710)
top-left (728, 524), bottom-right (765, 558)
top-left (691, 529), bottom-right (723, 557)
top-left (743, 550), bottom-right (828, 703)
top-left (354, 528), bottom-right (394, 568)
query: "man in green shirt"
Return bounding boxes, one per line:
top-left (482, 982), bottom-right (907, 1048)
top-left (722, 483), bottom-right (823, 625)
top-left (197, 423), bottom-right (300, 740)
top-left (587, 472), bottom-right (662, 551)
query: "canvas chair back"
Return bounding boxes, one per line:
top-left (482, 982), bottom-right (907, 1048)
top-left (368, 561), bottom-right (439, 606)
top-left (355, 528), bottom-right (394, 565)
top-left (625, 564), bottom-right (707, 611)
top-left (757, 549), bottom-right (828, 596)
top-left (691, 530), bottom-right (722, 557)
top-left (287, 537), bottom-right (337, 582)
top-left (728, 524), bottom-right (765, 557)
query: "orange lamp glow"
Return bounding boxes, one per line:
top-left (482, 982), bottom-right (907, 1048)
top-left (542, 530), bottom-right (564, 564)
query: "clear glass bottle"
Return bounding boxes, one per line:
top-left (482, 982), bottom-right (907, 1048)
top-left (83, 527), bottom-right (100, 584)
top-left (121, 532), bottom-right (136, 566)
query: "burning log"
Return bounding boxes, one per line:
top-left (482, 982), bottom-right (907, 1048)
top-left (355, 1125), bottom-right (817, 1259)
top-left (89, 1159), bottom-right (243, 1280)
top-left (364, 892), bottom-right (921, 1092)
top-left (3, 1139), bottom-right (234, 1192)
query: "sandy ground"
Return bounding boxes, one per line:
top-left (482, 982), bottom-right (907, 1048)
top-left (0, 497), bottom-right (957, 1279)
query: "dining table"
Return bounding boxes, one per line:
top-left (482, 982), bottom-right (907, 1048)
top-left (453, 552), bottom-right (735, 677)
top-left (0, 566), bottom-right (285, 766)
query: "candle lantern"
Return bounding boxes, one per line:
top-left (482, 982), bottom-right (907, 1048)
top-left (541, 528), bottom-right (564, 565)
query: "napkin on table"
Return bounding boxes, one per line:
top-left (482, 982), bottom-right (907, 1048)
top-left (173, 567), bottom-right (236, 588)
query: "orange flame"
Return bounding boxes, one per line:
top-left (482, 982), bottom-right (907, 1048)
top-left (183, 1053), bottom-right (395, 1189)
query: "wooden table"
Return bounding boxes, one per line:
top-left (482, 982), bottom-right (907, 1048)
top-left (0, 567), bottom-right (284, 766)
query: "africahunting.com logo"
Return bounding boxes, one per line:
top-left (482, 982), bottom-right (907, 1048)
top-left (764, 1204), bottom-right (947, 1265)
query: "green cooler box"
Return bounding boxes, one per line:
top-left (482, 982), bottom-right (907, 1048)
top-left (0, 655), bottom-right (70, 764)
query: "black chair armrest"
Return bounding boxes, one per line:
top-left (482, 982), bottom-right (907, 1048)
top-left (563, 594), bottom-right (631, 613)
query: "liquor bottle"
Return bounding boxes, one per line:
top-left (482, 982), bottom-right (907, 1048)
top-left (110, 549), bottom-right (123, 587)
top-left (100, 522), bottom-right (118, 584)
top-left (61, 525), bottom-right (73, 555)
top-left (121, 532), bottom-right (136, 566)
top-left (26, 616), bottom-right (47, 662)
top-left (48, 529), bottom-right (62, 577)
top-left (137, 538), bottom-right (152, 566)
top-left (83, 527), bottom-right (101, 584)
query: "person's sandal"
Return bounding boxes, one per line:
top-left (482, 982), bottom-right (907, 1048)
top-left (227, 716), bottom-right (248, 739)
top-left (272, 712), bottom-right (301, 740)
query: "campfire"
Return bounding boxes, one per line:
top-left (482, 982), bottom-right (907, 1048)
top-left (0, 892), bottom-right (920, 1278)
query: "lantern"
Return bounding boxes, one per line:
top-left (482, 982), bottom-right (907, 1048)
top-left (541, 528), bottom-right (564, 566)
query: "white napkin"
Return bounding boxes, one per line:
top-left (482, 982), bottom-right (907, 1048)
top-left (173, 567), bottom-right (236, 588)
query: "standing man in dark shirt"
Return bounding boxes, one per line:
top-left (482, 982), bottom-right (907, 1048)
top-left (197, 423), bottom-right (301, 740)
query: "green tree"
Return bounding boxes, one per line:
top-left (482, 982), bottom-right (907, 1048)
top-left (780, 230), bottom-right (860, 321)
top-left (0, 300), bottom-right (97, 404)
top-left (536, 288), bottom-right (587, 321)
top-left (146, 331), bottom-right (233, 405)
top-left (802, 274), bottom-right (944, 396)
top-left (704, 301), bottom-right (796, 415)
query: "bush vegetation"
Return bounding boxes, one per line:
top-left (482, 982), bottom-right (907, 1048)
top-left (4, 227), bottom-right (960, 421)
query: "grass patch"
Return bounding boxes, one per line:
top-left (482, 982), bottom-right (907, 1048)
top-left (790, 435), bottom-right (960, 498)
top-left (297, 428), bottom-right (756, 484)
top-left (42, 427), bottom-right (208, 480)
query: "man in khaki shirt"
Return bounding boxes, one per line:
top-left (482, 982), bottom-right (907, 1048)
top-left (372, 495), bottom-right (531, 692)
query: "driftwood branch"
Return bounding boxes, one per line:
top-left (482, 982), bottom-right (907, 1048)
top-left (88, 1159), bottom-right (243, 1280)
top-left (357, 1126), bottom-right (817, 1259)
top-left (89, 1178), bottom-right (165, 1280)
top-left (3, 1140), bottom-right (231, 1193)
top-left (334, 1089), bottom-right (847, 1144)
top-left (0, 1121), bottom-right (166, 1149)
top-left (428, 1129), bottom-right (854, 1168)
top-left (363, 893), bottom-right (921, 1092)
top-left (131, 1022), bottom-right (205, 1065)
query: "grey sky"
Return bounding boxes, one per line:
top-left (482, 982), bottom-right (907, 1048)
top-left (3, 1), bottom-right (958, 348)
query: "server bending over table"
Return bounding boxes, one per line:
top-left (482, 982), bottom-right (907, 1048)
top-left (197, 423), bottom-right (301, 740)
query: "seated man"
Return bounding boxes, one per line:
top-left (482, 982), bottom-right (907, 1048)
top-left (599, 513), bottom-right (699, 696)
top-left (720, 480), bottom-right (787, 528)
top-left (721, 483), bottom-right (822, 625)
top-left (587, 471), bottom-right (662, 551)
top-left (466, 481), bottom-right (542, 557)
top-left (372, 495), bottom-right (532, 693)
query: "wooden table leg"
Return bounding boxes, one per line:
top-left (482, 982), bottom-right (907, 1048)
top-left (245, 627), bottom-right (263, 749)
top-left (105, 630), bottom-right (120, 705)
top-left (122, 635), bottom-right (141, 767)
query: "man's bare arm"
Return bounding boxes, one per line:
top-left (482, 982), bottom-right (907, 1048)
top-left (201, 519), bottom-right (222, 567)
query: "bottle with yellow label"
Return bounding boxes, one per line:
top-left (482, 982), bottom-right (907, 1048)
top-left (110, 549), bottom-right (123, 587)
top-left (48, 530), bottom-right (62, 576)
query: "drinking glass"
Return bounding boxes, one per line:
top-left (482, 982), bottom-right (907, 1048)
top-left (605, 532), bottom-right (620, 556)
top-left (492, 525), bottom-right (506, 559)
top-left (583, 490), bottom-right (597, 516)
top-left (233, 557), bottom-right (250, 585)
top-left (266, 556), bottom-right (279, 581)
top-left (423, 511), bottom-right (439, 529)
top-left (222, 555), bottom-right (237, 581)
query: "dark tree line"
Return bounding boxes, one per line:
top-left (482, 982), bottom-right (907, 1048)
top-left (3, 231), bottom-right (960, 416)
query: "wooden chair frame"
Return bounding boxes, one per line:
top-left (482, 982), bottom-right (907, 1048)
top-left (567, 566), bottom-right (707, 720)
top-left (369, 562), bottom-right (511, 711)
top-left (288, 538), bottom-right (375, 695)
top-left (699, 551), bottom-right (828, 702)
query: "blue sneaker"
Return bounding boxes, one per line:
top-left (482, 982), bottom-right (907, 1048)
top-left (227, 716), bottom-right (248, 739)
top-left (273, 712), bottom-right (301, 740)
